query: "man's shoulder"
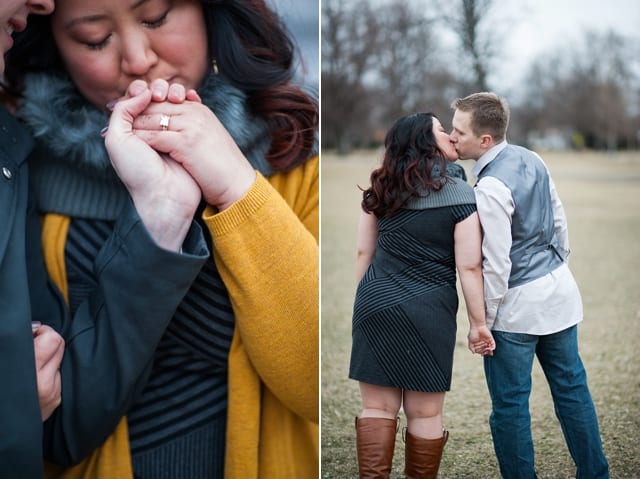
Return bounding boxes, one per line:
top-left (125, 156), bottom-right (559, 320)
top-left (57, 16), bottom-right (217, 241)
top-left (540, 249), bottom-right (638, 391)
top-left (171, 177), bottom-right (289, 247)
top-left (0, 105), bottom-right (34, 166)
top-left (490, 145), bottom-right (543, 173)
top-left (498, 143), bottom-right (535, 158)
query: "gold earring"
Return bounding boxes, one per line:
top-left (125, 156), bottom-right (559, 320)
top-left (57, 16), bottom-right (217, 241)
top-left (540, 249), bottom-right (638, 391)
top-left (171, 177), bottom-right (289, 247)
top-left (212, 59), bottom-right (219, 76)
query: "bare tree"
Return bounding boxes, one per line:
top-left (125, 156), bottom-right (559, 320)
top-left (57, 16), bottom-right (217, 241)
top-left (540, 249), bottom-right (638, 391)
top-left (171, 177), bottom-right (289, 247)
top-left (573, 31), bottom-right (637, 149)
top-left (373, 0), bottom-right (457, 128)
top-left (458, 0), bottom-right (491, 90)
top-left (516, 30), bottom-right (639, 150)
top-left (435, 0), bottom-right (518, 92)
top-left (321, 1), bottom-right (640, 151)
top-left (321, 0), bottom-right (460, 151)
top-left (321, 0), bottom-right (380, 153)
top-left (435, 0), bottom-right (492, 91)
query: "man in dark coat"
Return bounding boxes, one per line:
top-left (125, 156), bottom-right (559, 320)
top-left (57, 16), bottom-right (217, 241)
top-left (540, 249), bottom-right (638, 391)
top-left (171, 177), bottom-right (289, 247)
top-left (0, 1), bottom-right (208, 476)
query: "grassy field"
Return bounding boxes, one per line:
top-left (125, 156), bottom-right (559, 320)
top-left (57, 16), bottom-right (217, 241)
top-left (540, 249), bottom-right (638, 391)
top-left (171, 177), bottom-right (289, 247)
top-left (320, 150), bottom-right (640, 478)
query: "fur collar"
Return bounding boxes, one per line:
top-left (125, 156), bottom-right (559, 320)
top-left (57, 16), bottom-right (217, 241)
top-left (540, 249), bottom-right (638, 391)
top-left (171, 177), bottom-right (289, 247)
top-left (20, 72), bottom-right (274, 179)
top-left (19, 72), bottom-right (274, 219)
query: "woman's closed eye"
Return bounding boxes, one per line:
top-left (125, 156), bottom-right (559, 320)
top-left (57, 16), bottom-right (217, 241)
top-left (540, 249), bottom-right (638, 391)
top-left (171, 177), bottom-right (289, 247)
top-left (85, 34), bottom-right (111, 50)
top-left (78, 9), bottom-right (169, 50)
top-left (143, 11), bottom-right (168, 29)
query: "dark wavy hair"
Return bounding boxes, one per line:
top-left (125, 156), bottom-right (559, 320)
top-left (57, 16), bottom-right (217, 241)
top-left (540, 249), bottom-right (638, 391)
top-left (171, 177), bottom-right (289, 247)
top-left (4, 0), bottom-right (317, 172)
top-left (362, 113), bottom-right (449, 218)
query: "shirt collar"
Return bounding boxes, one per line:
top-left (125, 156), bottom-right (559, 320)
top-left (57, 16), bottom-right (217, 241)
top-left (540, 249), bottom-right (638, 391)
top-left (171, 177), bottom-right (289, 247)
top-left (471, 140), bottom-right (508, 179)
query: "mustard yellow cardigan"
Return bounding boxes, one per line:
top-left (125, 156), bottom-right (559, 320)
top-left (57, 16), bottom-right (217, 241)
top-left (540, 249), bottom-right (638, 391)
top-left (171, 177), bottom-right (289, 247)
top-left (42, 156), bottom-right (319, 478)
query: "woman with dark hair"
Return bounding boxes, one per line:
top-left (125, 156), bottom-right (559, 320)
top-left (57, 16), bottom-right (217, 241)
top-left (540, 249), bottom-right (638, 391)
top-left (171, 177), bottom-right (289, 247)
top-left (349, 113), bottom-right (494, 478)
top-left (6, 1), bottom-right (318, 478)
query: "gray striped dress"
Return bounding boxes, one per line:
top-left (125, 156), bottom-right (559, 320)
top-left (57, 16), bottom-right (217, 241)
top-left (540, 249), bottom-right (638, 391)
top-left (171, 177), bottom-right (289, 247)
top-left (349, 178), bottom-right (476, 392)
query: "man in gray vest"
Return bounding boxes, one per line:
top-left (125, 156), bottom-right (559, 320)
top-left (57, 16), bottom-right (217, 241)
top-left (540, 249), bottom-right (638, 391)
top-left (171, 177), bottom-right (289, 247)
top-left (450, 92), bottom-right (609, 478)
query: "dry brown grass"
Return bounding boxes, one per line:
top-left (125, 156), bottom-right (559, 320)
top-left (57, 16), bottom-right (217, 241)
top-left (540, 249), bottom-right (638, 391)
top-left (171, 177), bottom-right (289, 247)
top-left (320, 150), bottom-right (640, 478)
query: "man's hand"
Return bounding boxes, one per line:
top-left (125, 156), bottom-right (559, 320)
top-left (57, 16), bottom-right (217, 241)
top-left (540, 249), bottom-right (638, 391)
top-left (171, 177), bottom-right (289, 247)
top-left (33, 323), bottom-right (64, 421)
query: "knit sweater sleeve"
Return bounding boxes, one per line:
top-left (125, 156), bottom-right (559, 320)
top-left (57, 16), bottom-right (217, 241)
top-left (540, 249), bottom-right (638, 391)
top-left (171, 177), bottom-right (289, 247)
top-left (202, 156), bottom-right (319, 423)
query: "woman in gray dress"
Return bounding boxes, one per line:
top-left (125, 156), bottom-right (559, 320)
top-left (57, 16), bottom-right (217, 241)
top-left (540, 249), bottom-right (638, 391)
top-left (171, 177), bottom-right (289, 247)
top-left (350, 112), bottom-right (495, 478)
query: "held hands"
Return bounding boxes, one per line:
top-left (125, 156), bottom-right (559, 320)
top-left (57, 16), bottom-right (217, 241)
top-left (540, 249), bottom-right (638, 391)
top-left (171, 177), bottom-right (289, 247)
top-left (129, 79), bottom-right (257, 211)
top-left (467, 324), bottom-right (496, 357)
top-left (104, 80), bottom-right (201, 251)
top-left (32, 322), bottom-right (64, 421)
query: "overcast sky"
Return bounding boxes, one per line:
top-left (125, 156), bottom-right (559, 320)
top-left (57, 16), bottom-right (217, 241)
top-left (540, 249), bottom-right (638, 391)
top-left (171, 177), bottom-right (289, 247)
top-left (269, 0), bottom-right (638, 98)
top-left (494, 0), bottom-right (639, 93)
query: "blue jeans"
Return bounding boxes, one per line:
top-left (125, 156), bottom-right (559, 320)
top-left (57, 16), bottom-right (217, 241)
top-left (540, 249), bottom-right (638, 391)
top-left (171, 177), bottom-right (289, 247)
top-left (483, 326), bottom-right (609, 479)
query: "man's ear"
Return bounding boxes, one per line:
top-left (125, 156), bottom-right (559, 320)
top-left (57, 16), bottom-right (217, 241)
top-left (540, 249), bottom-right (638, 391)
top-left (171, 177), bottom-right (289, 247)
top-left (480, 134), bottom-right (494, 149)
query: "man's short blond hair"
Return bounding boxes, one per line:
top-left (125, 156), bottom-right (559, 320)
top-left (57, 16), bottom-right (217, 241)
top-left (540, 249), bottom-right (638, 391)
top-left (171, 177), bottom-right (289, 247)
top-left (451, 92), bottom-right (510, 143)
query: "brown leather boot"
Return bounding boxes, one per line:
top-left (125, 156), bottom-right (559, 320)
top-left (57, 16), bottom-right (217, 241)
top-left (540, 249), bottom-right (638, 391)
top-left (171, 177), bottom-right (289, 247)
top-left (404, 429), bottom-right (449, 479)
top-left (355, 416), bottom-right (399, 478)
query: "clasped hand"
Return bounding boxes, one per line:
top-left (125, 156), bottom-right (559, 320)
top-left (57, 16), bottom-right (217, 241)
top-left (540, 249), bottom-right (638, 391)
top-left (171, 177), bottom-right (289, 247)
top-left (467, 324), bottom-right (496, 357)
top-left (105, 79), bottom-right (256, 222)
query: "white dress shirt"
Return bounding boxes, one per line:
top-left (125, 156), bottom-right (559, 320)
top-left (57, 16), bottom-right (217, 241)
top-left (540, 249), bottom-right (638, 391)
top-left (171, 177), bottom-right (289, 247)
top-left (472, 142), bottom-right (583, 334)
